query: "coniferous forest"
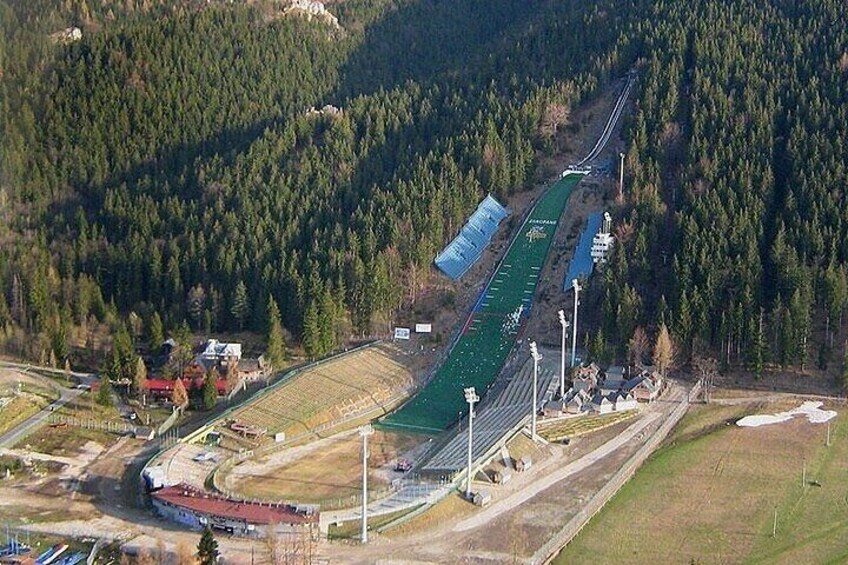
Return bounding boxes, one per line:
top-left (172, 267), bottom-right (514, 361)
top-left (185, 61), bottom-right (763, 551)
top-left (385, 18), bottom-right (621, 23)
top-left (1, 0), bottom-right (847, 380)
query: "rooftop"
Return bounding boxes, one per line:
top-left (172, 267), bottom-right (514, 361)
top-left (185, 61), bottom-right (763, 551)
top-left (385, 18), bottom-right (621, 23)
top-left (152, 483), bottom-right (318, 525)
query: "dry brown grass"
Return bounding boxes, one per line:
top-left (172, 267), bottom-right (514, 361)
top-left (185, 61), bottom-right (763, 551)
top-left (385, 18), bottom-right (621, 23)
top-left (232, 431), bottom-right (418, 504)
top-left (383, 492), bottom-right (476, 538)
top-left (557, 400), bottom-right (848, 564)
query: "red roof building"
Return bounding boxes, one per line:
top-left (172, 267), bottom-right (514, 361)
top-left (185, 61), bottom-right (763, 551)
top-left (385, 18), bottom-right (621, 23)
top-left (150, 483), bottom-right (318, 536)
top-left (144, 378), bottom-right (228, 398)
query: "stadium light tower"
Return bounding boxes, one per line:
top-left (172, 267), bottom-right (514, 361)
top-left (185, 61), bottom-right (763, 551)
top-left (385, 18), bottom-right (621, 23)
top-left (464, 387), bottom-right (480, 499)
top-left (529, 341), bottom-right (542, 442)
top-left (618, 152), bottom-right (625, 203)
top-left (557, 310), bottom-right (570, 398)
top-left (571, 279), bottom-right (581, 367)
top-left (359, 423), bottom-right (374, 543)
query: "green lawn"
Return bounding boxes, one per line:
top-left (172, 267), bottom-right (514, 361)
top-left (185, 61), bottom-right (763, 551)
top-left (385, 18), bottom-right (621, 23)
top-left (382, 174), bottom-right (582, 433)
top-left (554, 402), bottom-right (847, 564)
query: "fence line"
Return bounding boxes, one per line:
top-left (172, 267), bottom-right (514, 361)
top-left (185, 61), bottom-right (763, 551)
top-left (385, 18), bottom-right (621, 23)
top-left (532, 382), bottom-right (701, 564)
top-left (47, 413), bottom-right (135, 434)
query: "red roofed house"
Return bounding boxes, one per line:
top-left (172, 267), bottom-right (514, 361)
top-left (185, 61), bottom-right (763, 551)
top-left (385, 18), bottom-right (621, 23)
top-left (151, 483), bottom-right (318, 537)
top-left (144, 378), bottom-right (228, 401)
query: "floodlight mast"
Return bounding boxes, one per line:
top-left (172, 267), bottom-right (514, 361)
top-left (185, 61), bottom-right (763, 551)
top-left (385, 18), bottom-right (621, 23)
top-left (464, 387), bottom-right (480, 499)
top-left (571, 279), bottom-right (581, 367)
top-left (558, 310), bottom-right (569, 398)
top-left (359, 423), bottom-right (374, 543)
top-left (530, 342), bottom-right (542, 442)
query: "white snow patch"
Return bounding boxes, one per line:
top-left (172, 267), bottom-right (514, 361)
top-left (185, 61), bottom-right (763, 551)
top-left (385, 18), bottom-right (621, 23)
top-left (737, 401), bottom-right (837, 428)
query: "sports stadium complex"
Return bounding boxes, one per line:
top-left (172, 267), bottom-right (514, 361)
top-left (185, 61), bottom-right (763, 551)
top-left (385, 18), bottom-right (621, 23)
top-left (141, 75), bottom-right (634, 539)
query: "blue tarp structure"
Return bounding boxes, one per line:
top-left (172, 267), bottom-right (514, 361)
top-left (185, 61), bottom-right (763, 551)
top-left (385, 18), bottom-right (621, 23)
top-left (434, 194), bottom-right (509, 280)
top-left (563, 212), bottom-right (602, 289)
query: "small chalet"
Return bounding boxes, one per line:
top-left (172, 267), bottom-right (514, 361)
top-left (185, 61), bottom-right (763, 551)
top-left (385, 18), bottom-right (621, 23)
top-left (610, 392), bottom-right (638, 412)
top-left (601, 366), bottom-right (627, 393)
top-left (624, 370), bottom-right (663, 402)
top-left (591, 393), bottom-right (614, 414)
top-left (572, 363), bottom-right (600, 392)
top-left (543, 399), bottom-right (566, 417)
top-left (565, 389), bottom-right (592, 414)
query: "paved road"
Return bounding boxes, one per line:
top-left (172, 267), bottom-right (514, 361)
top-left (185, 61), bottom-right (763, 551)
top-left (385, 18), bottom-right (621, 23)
top-left (0, 372), bottom-right (84, 449)
top-left (0, 359), bottom-right (98, 384)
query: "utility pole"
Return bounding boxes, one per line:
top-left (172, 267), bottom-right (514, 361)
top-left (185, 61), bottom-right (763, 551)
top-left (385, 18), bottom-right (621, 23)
top-left (827, 421), bottom-right (831, 447)
top-left (618, 152), bottom-right (625, 203)
top-left (530, 342), bottom-right (542, 442)
top-left (359, 424), bottom-right (374, 544)
top-left (802, 459), bottom-right (806, 488)
top-left (464, 387), bottom-right (479, 500)
top-left (558, 310), bottom-right (569, 399)
top-left (571, 279), bottom-right (581, 367)
top-left (773, 507), bottom-right (777, 538)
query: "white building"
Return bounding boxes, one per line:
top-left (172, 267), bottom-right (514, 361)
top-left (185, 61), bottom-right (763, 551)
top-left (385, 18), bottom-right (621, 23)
top-left (199, 339), bottom-right (242, 367)
top-left (591, 212), bottom-right (615, 264)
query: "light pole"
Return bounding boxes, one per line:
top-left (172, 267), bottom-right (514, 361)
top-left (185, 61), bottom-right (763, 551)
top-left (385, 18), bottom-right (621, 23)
top-left (464, 387), bottom-right (479, 499)
top-left (530, 342), bottom-right (542, 442)
top-left (618, 152), bottom-right (625, 203)
top-left (571, 279), bottom-right (581, 367)
top-left (558, 310), bottom-right (569, 398)
top-left (359, 423), bottom-right (374, 543)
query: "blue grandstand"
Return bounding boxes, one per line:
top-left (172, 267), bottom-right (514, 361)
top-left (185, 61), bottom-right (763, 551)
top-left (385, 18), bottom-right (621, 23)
top-left (563, 211), bottom-right (603, 289)
top-left (434, 195), bottom-right (509, 280)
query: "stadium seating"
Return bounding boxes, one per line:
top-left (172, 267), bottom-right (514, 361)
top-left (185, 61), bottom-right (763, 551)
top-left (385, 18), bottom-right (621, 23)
top-left (435, 194), bottom-right (509, 280)
top-left (224, 343), bottom-right (414, 441)
top-left (563, 211), bottom-right (602, 289)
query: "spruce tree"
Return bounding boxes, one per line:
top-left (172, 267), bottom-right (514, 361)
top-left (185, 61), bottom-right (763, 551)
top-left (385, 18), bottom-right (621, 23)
top-left (266, 297), bottom-right (286, 370)
top-left (197, 526), bottom-right (219, 565)
top-left (97, 375), bottom-right (114, 407)
top-left (302, 300), bottom-right (321, 359)
top-left (230, 281), bottom-right (249, 331)
top-left (202, 372), bottom-right (218, 410)
top-left (148, 312), bottom-right (165, 351)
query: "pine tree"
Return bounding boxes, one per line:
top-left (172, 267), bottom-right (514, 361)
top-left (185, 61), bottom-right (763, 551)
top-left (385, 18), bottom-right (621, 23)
top-left (266, 296), bottom-right (286, 370)
top-left (302, 300), bottom-right (321, 359)
top-left (230, 280), bottom-right (249, 331)
top-left (197, 526), bottom-right (219, 565)
top-left (202, 372), bottom-right (218, 410)
top-left (97, 375), bottom-right (114, 407)
top-left (148, 311), bottom-right (165, 351)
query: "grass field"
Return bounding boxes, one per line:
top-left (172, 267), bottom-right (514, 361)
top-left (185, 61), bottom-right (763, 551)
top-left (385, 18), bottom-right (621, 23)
top-left (230, 431), bottom-right (418, 505)
top-left (382, 174), bottom-right (583, 434)
top-left (555, 400), bottom-right (847, 564)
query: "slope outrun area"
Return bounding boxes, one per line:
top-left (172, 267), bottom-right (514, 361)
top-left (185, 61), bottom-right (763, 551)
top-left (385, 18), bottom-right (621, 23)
top-left (382, 173), bottom-right (583, 434)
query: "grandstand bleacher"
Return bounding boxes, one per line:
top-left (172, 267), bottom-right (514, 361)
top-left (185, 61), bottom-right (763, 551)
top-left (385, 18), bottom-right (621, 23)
top-left (563, 211), bottom-right (602, 289)
top-left (224, 343), bottom-right (414, 441)
top-left (422, 356), bottom-right (557, 473)
top-left (435, 194), bottom-right (509, 280)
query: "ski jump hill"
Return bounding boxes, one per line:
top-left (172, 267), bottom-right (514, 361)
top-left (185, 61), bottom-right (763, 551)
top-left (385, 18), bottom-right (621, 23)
top-left (381, 172), bottom-right (583, 434)
top-left (381, 75), bottom-right (635, 436)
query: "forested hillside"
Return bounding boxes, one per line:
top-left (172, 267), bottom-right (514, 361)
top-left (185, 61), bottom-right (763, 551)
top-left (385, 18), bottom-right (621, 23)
top-left (4, 0), bottom-right (846, 380)
top-left (0, 0), bottom-right (638, 366)
top-left (598, 0), bottom-right (848, 377)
